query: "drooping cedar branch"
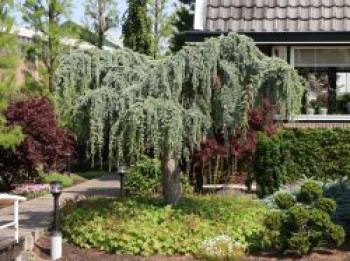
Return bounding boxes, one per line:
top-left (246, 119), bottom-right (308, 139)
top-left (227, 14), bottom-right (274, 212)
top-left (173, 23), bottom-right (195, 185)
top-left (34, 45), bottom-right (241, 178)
top-left (54, 33), bottom-right (305, 170)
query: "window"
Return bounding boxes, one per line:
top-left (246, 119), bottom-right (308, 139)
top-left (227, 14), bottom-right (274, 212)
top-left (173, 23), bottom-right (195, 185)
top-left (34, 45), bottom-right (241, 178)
top-left (292, 47), bottom-right (350, 115)
top-left (272, 46), bottom-right (287, 61)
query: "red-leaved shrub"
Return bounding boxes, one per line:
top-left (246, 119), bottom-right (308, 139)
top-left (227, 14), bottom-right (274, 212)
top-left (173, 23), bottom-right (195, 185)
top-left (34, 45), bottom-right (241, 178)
top-left (0, 97), bottom-right (75, 191)
top-left (192, 97), bottom-right (277, 186)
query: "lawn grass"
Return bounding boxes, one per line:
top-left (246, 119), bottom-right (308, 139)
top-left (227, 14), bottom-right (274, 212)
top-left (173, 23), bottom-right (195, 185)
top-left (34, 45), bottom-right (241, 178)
top-left (74, 170), bottom-right (108, 180)
top-left (69, 170), bottom-right (109, 185)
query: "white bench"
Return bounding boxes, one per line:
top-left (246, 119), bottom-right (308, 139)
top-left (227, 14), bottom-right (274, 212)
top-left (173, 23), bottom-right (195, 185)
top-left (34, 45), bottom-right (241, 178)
top-left (202, 184), bottom-right (257, 191)
top-left (0, 194), bottom-right (26, 243)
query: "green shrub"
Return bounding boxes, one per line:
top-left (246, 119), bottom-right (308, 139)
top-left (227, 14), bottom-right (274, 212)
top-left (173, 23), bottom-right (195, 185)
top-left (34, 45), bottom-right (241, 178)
top-left (308, 209), bottom-right (332, 228)
top-left (264, 211), bottom-right (283, 230)
top-left (253, 133), bottom-right (287, 198)
top-left (61, 195), bottom-right (267, 257)
top-left (287, 232), bottom-right (310, 256)
top-left (325, 224), bottom-right (346, 247)
top-left (41, 173), bottom-right (73, 188)
top-left (274, 192), bottom-right (295, 209)
top-left (297, 181), bottom-right (323, 204)
top-left (126, 157), bottom-right (162, 195)
top-left (262, 181), bottom-right (345, 256)
top-left (126, 156), bottom-right (193, 196)
top-left (286, 205), bottom-right (309, 230)
top-left (317, 198), bottom-right (336, 214)
top-left (323, 178), bottom-right (350, 233)
top-left (256, 129), bottom-right (350, 183)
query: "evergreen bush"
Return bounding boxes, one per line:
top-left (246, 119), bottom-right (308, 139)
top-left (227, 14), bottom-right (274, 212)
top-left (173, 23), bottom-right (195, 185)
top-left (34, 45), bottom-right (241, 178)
top-left (267, 129), bottom-right (350, 182)
top-left (253, 129), bottom-right (350, 198)
top-left (323, 177), bottom-right (350, 233)
top-left (296, 181), bottom-right (323, 204)
top-left (253, 133), bottom-right (287, 198)
top-left (262, 181), bottom-right (345, 256)
top-left (274, 192), bottom-right (295, 210)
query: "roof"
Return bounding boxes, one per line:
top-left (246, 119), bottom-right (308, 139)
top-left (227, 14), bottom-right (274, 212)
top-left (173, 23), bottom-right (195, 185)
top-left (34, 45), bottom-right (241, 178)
top-left (194, 0), bottom-right (350, 32)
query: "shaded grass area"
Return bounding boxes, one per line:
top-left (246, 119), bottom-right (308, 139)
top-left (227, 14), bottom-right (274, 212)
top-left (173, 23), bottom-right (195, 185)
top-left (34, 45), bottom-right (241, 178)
top-left (45, 170), bottom-right (109, 186)
top-left (74, 170), bottom-right (109, 180)
top-left (61, 195), bottom-right (267, 257)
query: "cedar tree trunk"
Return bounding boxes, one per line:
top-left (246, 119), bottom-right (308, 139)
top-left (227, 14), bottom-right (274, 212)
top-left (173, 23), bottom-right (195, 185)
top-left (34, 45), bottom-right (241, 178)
top-left (161, 153), bottom-right (181, 206)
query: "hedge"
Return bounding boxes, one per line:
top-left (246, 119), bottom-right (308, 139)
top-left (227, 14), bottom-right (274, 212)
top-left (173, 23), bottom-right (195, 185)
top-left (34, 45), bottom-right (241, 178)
top-left (253, 128), bottom-right (350, 192)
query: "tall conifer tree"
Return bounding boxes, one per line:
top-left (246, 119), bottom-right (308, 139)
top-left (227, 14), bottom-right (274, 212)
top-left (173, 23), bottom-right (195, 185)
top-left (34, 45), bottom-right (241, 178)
top-left (169, 0), bottom-right (194, 53)
top-left (83, 0), bottom-right (118, 49)
top-left (0, 0), bottom-right (23, 149)
top-left (22, 0), bottom-right (72, 92)
top-left (123, 0), bottom-right (153, 56)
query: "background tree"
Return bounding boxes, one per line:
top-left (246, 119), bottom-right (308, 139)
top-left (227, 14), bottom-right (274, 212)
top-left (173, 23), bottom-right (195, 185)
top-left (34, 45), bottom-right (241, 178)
top-left (55, 34), bottom-right (305, 205)
top-left (22, 0), bottom-right (72, 92)
top-left (83, 0), bottom-right (118, 49)
top-left (0, 98), bottom-right (75, 191)
top-left (0, 0), bottom-right (24, 149)
top-left (169, 0), bottom-right (194, 53)
top-left (148, 0), bottom-right (173, 56)
top-left (122, 0), bottom-right (153, 56)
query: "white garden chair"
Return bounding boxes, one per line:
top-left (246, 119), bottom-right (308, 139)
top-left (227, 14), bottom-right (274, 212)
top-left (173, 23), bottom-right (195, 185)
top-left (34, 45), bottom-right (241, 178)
top-left (0, 194), bottom-right (26, 243)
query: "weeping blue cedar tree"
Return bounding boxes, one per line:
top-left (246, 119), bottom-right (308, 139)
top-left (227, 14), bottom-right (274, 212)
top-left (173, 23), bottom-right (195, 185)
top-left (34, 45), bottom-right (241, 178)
top-left (54, 33), bottom-right (305, 205)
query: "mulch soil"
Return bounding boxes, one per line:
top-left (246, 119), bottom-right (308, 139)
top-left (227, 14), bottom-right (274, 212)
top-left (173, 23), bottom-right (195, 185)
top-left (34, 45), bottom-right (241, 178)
top-left (32, 235), bottom-right (198, 261)
top-left (32, 235), bottom-right (350, 261)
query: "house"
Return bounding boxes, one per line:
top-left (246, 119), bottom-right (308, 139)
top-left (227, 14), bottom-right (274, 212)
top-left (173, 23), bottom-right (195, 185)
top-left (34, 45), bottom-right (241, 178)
top-left (186, 0), bottom-right (350, 127)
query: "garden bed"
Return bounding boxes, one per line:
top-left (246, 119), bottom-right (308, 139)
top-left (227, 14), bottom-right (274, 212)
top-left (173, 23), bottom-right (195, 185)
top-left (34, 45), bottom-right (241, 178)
top-left (60, 195), bottom-right (267, 258)
top-left (32, 234), bottom-right (350, 261)
top-left (33, 234), bottom-right (198, 261)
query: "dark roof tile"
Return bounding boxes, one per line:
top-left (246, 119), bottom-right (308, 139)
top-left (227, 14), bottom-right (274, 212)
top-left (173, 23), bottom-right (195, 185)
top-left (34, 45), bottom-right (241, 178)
top-left (204, 0), bottom-right (350, 32)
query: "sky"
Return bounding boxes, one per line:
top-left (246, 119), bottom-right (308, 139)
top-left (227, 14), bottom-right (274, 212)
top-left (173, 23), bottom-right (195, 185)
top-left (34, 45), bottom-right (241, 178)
top-left (71, 0), bottom-right (127, 26)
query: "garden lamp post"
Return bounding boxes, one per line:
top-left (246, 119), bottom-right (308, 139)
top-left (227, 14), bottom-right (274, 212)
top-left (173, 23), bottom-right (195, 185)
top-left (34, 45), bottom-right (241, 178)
top-left (50, 181), bottom-right (62, 260)
top-left (118, 165), bottom-right (128, 196)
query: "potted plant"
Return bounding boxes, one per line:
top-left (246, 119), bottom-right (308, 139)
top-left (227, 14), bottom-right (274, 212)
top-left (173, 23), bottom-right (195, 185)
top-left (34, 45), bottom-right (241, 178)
top-left (306, 99), bottom-right (316, 115)
top-left (316, 93), bottom-right (328, 115)
top-left (339, 93), bottom-right (350, 114)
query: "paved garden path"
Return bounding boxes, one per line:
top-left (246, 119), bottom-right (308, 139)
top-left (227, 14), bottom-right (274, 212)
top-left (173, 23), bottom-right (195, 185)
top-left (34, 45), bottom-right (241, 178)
top-left (0, 173), bottom-right (120, 249)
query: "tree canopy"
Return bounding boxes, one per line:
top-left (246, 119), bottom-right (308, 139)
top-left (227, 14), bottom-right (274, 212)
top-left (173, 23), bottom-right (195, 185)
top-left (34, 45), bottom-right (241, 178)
top-left (22, 0), bottom-right (72, 91)
top-left (55, 33), bottom-right (305, 204)
top-left (0, 0), bottom-right (24, 149)
top-left (122, 0), bottom-right (153, 55)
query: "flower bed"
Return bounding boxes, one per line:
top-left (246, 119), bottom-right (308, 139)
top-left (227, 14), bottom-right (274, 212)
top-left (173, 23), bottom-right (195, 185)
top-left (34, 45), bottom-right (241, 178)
top-left (11, 183), bottom-right (50, 199)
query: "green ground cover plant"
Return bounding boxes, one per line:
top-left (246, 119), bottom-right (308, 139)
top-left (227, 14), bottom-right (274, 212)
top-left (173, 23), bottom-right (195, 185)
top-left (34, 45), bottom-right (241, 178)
top-left (61, 195), bottom-right (267, 257)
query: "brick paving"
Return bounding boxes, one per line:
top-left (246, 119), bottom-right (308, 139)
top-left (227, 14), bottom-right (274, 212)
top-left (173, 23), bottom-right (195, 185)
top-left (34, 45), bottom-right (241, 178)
top-left (0, 173), bottom-right (120, 248)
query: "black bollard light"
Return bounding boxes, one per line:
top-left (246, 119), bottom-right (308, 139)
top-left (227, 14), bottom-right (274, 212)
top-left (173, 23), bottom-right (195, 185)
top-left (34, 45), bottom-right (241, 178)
top-left (118, 166), bottom-right (128, 196)
top-left (50, 181), bottom-right (62, 260)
